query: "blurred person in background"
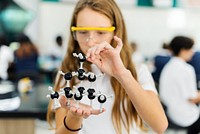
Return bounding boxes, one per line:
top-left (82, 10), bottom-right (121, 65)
top-left (130, 42), bottom-right (145, 67)
top-left (0, 34), bottom-right (14, 81)
top-left (159, 36), bottom-right (200, 134)
top-left (46, 35), bottom-right (65, 83)
top-left (50, 35), bottom-right (65, 60)
top-left (14, 34), bottom-right (39, 84)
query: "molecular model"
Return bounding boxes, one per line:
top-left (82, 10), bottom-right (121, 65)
top-left (47, 52), bottom-right (112, 112)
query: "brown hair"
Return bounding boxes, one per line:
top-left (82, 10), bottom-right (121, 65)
top-left (47, 0), bottom-right (146, 133)
top-left (169, 36), bottom-right (194, 56)
top-left (15, 34), bottom-right (38, 58)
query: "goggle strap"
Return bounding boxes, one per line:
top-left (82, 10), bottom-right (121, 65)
top-left (71, 26), bottom-right (115, 32)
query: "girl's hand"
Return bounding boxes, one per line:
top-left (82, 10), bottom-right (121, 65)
top-left (59, 95), bottom-right (105, 119)
top-left (86, 36), bottom-right (126, 77)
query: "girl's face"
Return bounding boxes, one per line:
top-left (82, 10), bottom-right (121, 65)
top-left (183, 48), bottom-right (194, 61)
top-left (180, 48), bottom-right (194, 61)
top-left (75, 8), bottom-right (114, 54)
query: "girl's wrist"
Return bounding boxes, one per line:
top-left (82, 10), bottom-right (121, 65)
top-left (114, 68), bottom-right (131, 80)
top-left (63, 116), bottom-right (82, 132)
top-left (64, 111), bottom-right (83, 131)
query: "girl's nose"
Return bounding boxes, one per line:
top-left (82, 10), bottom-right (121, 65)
top-left (86, 36), bottom-right (96, 47)
top-left (86, 36), bottom-right (95, 42)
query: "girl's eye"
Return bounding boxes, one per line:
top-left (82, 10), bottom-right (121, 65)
top-left (96, 31), bottom-right (106, 35)
top-left (77, 31), bottom-right (88, 35)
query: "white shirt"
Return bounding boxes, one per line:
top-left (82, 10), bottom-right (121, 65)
top-left (0, 45), bottom-right (14, 80)
top-left (159, 57), bottom-right (200, 127)
top-left (132, 51), bottom-right (145, 67)
top-left (75, 64), bottom-right (157, 134)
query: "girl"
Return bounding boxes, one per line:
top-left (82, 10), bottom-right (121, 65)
top-left (47, 0), bottom-right (168, 134)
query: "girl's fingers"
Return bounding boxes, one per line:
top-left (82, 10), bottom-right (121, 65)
top-left (83, 111), bottom-right (90, 119)
top-left (77, 108), bottom-right (84, 116)
top-left (91, 108), bottom-right (106, 115)
top-left (59, 95), bottom-right (67, 107)
top-left (90, 47), bottom-right (97, 60)
top-left (70, 106), bottom-right (77, 113)
top-left (68, 103), bottom-right (106, 116)
top-left (114, 36), bottom-right (123, 52)
top-left (87, 36), bottom-right (123, 60)
top-left (95, 41), bottom-right (111, 54)
top-left (86, 41), bottom-right (111, 59)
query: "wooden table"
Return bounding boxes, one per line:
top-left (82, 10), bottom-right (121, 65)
top-left (0, 83), bottom-right (49, 134)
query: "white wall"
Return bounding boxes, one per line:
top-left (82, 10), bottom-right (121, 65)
top-left (38, 2), bottom-right (75, 54)
top-left (123, 7), bottom-right (200, 57)
top-left (14, 0), bottom-right (40, 43)
top-left (38, 2), bottom-right (200, 57)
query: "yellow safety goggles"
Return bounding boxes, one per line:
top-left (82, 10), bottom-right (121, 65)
top-left (71, 26), bottom-right (115, 32)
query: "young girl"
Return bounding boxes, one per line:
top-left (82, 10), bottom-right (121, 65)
top-left (47, 0), bottom-right (168, 134)
top-left (159, 36), bottom-right (200, 134)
